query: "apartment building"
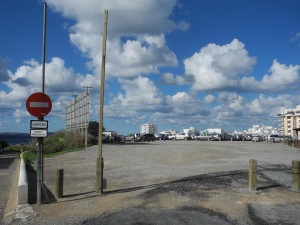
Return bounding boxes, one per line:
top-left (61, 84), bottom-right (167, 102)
top-left (140, 123), bottom-right (156, 134)
top-left (278, 108), bottom-right (300, 137)
top-left (248, 125), bottom-right (278, 135)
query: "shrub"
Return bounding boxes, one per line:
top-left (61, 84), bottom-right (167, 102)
top-left (21, 151), bottom-right (37, 164)
top-left (21, 131), bottom-right (97, 160)
top-left (0, 140), bottom-right (8, 148)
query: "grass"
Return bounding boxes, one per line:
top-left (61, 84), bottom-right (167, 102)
top-left (21, 151), bottom-right (37, 164)
top-left (11, 131), bottom-right (97, 164)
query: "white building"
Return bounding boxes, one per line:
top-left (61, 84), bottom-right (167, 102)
top-left (140, 123), bottom-right (156, 134)
top-left (183, 127), bottom-right (199, 136)
top-left (248, 125), bottom-right (277, 135)
top-left (278, 107), bottom-right (300, 137)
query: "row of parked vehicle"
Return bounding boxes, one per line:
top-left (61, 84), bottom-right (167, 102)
top-left (124, 132), bottom-right (194, 142)
top-left (102, 134), bottom-right (125, 143)
top-left (103, 132), bottom-right (289, 144)
top-left (102, 133), bottom-right (158, 143)
top-left (106, 133), bottom-right (155, 142)
top-left (252, 134), bottom-right (288, 143)
top-left (157, 133), bottom-right (290, 142)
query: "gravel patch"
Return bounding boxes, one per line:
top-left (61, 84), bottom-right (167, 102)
top-left (13, 141), bottom-right (300, 225)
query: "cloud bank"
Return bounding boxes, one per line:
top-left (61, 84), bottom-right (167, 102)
top-left (1, 0), bottom-right (300, 132)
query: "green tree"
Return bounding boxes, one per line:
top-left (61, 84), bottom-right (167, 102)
top-left (88, 121), bottom-right (105, 138)
top-left (0, 140), bottom-right (8, 148)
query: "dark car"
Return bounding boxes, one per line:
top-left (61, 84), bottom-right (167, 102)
top-left (125, 133), bottom-right (140, 142)
top-left (113, 135), bottom-right (125, 143)
top-left (102, 134), bottom-right (112, 143)
top-left (159, 134), bottom-right (169, 140)
top-left (139, 133), bottom-right (155, 142)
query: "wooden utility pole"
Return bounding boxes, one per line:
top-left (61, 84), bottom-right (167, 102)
top-left (96, 10), bottom-right (108, 194)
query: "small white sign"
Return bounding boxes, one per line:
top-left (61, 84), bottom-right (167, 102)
top-left (30, 129), bottom-right (48, 138)
top-left (31, 120), bottom-right (48, 129)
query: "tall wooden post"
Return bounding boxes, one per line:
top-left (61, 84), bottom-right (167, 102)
top-left (96, 10), bottom-right (108, 194)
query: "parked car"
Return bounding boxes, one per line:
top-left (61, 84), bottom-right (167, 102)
top-left (158, 134), bottom-right (169, 140)
top-left (252, 136), bottom-right (263, 142)
top-left (139, 133), bottom-right (155, 142)
top-left (102, 134), bottom-right (112, 143)
top-left (112, 135), bottom-right (125, 143)
top-left (125, 134), bottom-right (136, 142)
top-left (168, 134), bottom-right (175, 140)
top-left (175, 132), bottom-right (191, 140)
top-left (190, 134), bottom-right (197, 140)
top-left (195, 135), bottom-right (213, 141)
top-left (267, 135), bottom-right (285, 143)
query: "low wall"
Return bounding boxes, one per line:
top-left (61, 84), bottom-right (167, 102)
top-left (18, 155), bottom-right (28, 205)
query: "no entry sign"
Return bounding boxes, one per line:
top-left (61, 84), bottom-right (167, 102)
top-left (26, 92), bottom-right (52, 117)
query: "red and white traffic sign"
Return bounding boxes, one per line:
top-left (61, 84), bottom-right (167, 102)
top-left (26, 92), bottom-right (52, 117)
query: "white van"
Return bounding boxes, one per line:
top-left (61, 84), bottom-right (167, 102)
top-left (268, 134), bottom-right (284, 143)
top-left (175, 132), bottom-right (191, 140)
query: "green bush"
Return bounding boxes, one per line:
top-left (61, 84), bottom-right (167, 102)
top-left (21, 151), bottom-right (37, 164)
top-left (26, 131), bottom-right (97, 154)
top-left (0, 140), bottom-right (8, 148)
top-left (88, 135), bottom-right (98, 145)
top-left (8, 145), bottom-right (32, 152)
top-left (18, 131), bottom-right (97, 163)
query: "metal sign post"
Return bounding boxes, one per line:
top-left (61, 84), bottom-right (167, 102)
top-left (39, 2), bottom-right (47, 204)
top-left (26, 92), bottom-right (52, 205)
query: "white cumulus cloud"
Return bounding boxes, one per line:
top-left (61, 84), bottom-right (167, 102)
top-left (184, 39), bottom-right (256, 92)
top-left (47, 0), bottom-right (185, 78)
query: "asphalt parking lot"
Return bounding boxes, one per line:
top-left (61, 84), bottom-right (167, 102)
top-left (7, 141), bottom-right (300, 225)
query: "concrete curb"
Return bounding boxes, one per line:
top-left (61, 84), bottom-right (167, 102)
top-left (18, 155), bottom-right (28, 206)
top-left (3, 154), bottom-right (29, 224)
top-left (3, 154), bottom-right (32, 224)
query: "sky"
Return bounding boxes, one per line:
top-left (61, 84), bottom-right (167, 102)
top-left (1, 0), bottom-right (300, 135)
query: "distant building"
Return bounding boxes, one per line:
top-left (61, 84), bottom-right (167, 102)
top-left (183, 127), bottom-right (200, 136)
top-left (140, 123), bottom-right (156, 134)
top-left (248, 125), bottom-right (278, 135)
top-left (278, 108), bottom-right (300, 137)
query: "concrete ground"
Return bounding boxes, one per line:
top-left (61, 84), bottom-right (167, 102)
top-left (6, 141), bottom-right (300, 225)
top-left (0, 151), bottom-right (19, 225)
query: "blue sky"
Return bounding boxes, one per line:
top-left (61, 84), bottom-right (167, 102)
top-left (1, 0), bottom-right (300, 135)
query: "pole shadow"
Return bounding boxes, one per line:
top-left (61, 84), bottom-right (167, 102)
top-left (26, 164), bottom-right (37, 204)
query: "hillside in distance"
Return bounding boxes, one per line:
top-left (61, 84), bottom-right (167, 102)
top-left (0, 132), bottom-right (31, 145)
